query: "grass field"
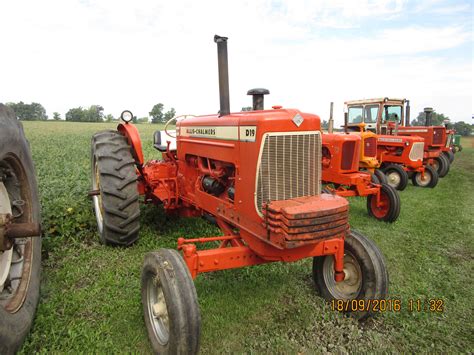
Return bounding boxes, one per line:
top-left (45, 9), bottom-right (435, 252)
top-left (19, 121), bottom-right (474, 353)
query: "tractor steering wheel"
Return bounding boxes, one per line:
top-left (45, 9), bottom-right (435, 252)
top-left (164, 114), bottom-right (196, 138)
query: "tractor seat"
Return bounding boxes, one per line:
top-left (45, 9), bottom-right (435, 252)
top-left (153, 130), bottom-right (177, 152)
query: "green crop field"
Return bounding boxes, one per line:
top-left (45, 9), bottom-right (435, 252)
top-left (19, 121), bottom-right (474, 353)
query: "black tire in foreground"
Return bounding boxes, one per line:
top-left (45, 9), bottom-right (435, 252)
top-left (0, 104), bottom-right (42, 354)
top-left (383, 164), bottom-right (408, 191)
top-left (412, 165), bottom-right (439, 188)
top-left (366, 184), bottom-right (400, 223)
top-left (432, 154), bottom-right (450, 178)
top-left (312, 230), bottom-right (389, 320)
top-left (91, 130), bottom-right (140, 246)
top-left (141, 249), bottom-right (201, 354)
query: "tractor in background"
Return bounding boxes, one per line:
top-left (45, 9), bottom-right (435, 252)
top-left (90, 36), bottom-right (389, 354)
top-left (345, 98), bottom-right (452, 180)
top-left (344, 99), bottom-right (440, 189)
top-left (322, 104), bottom-right (400, 222)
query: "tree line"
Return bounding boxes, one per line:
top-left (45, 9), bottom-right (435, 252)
top-left (5, 101), bottom-right (176, 124)
top-left (5, 101), bottom-right (473, 135)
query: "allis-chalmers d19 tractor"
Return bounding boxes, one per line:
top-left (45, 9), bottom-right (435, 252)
top-left (321, 104), bottom-right (400, 223)
top-left (90, 36), bottom-right (389, 354)
top-left (344, 99), bottom-right (440, 190)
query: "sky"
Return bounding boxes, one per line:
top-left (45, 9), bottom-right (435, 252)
top-left (0, 0), bottom-right (472, 125)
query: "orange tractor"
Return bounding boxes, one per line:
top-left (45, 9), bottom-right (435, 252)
top-left (344, 99), bottom-right (440, 190)
top-left (321, 104), bottom-right (400, 222)
top-left (90, 36), bottom-right (388, 353)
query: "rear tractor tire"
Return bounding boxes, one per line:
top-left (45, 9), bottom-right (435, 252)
top-left (374, 169), bottom-right (388, 185)
top-left (0, 104), bottom-right (42, 354)
top-left (383, 164), bottom-right (408, 191)
top-left (141, 249), bottom-right (201, 354)
top-left (366, 184), bottom-right (400, 223)
top-left (431, 154), bottom-right (449, 178)
top-left (91, 130), bottom-right (140, 246)
top-left (312, 230), bottom-right (389, 320)
top-left (412, 165), bottom-right (438, 188)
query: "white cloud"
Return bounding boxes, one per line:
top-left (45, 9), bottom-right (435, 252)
top-left (0, 0), bottom-right (471, 124)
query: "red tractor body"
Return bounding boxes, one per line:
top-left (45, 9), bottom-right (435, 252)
top-left (122, 109), bottom-right (349, 275)
top-left (376, 134), bottom-right (425, 172)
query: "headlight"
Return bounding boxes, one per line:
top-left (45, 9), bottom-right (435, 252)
top-left (120, 110), bottom-right (133, 123)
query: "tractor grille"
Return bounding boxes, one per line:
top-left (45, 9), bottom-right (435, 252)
top-left (256, 131), bottom-right (321, 215)
top-left (409, 142), bottom-right (424, 161)
top-left (363, 137), bottom-right (377, 157)
top-left (341, 141), bottom-right (356, 170)
top-left (433, 128), bottom-right (444, 145)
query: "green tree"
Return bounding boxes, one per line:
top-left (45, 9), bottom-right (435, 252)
top-left (6, 101), bottom-right (48, 120)
top-left (163, 108), bottom-right (176, 123)
top-left (137, 117), bottom-right (149, 124)
top-left (150, 103), bottom-right (164, 124)
top-left (411, 111), bottom-right (448, 126)
top-left (53, 112), bottom-right (61, 120)
top-left (105, 114), bottom-right (114, 122)
top-left (241, 106), bottom-right (252, 112)
top-left (452, 121), bottom-right (473, 136)
top-left (321, 120), bottom-right (328, 130)
top-left (84, 105), bottom-right (104, 122)
top-left (65, 107), bottom-right (85, 122)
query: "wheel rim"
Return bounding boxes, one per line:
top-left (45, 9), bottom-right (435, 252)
top-left (369, 190), bottom-right (390, 219)
top-left (0, 156), bottom-right (34, 313)
top-left (415, 171), bottom-right (431, 186)
top-left (322, 251), bottom-right (362, 300)
top-left (92, 160), bottom-right (104, 234)
top-left (0, 182), bottom-right (13, 293)
top-left (432, 160), bottom-right (439, 171)
top-left (386, 171), bottom-right (400, 188)
top-left (146, 273), bottom-right (170, 345)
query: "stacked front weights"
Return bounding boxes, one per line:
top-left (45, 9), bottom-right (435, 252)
top-left (91, 35), bottom-right (389, 354)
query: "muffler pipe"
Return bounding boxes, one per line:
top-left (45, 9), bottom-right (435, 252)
top-left (424, 107), bottom-right (433, 126)
top-left (214, 35), bottom-right (230, 117)
top-left (328, 102), bottom-right (334, 133)
top-left (405, 100), bottom-right (410, 126)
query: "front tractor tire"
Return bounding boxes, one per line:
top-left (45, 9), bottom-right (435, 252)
top-left (0, 104), bottom-right (41, 354)
top-left (366, 184), bottom-right (400, 223)
top-left (91, 130), bottom-right (140, 246)
top-left (412, 165), bottom-right (439, 188)
top-left (382, 164), bottom-right (408, 191)
top-left (312, 230), bottom-right (389, 320)
top-left (141, 249), bottom-right (201, 354)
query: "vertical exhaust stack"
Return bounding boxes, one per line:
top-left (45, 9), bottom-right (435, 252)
top-left (328, 102), bottom-right (334, 133)
top-left (424, 107), bottom-right (433, 126)
top-left (214, 35), bottom-right (230, 117)
top-left (405, 100), bottom-right (411, 126)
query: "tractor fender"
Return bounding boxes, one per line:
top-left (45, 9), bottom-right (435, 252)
top-left (117, 123), bottom-right (144, 166)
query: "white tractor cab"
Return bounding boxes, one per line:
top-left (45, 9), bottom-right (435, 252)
top-left (344, 98), bottom-right (409, 134)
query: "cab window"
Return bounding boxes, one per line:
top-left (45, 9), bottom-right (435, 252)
top-left (348, 106), bottom-right (363, 124)
top-left (384, 105), bottom-right (402, 123)
top-left (364, 105), bottom-right (379, 123)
